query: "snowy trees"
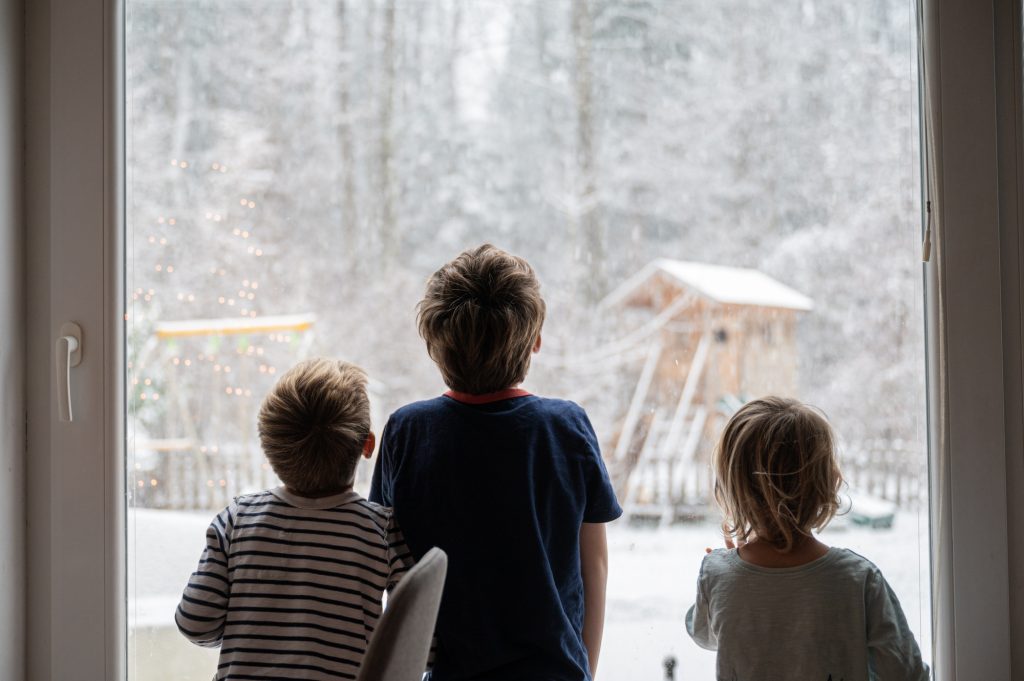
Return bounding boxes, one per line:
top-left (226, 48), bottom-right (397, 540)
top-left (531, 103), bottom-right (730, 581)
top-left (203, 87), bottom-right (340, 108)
top-left (127, 0), bottom-right (924, 509)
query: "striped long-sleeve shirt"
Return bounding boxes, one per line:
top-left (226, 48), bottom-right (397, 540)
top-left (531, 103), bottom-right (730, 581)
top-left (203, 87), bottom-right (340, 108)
top-left (175, 487), bottom-right (414, 680)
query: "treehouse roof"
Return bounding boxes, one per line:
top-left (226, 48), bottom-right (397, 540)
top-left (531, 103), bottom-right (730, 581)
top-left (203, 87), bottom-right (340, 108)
top-left (603, 259), bottom-right (813, 312)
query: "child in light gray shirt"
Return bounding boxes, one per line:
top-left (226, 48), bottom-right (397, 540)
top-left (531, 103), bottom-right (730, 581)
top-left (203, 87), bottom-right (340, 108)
top-left (686, 397), bottom-right (928, 681)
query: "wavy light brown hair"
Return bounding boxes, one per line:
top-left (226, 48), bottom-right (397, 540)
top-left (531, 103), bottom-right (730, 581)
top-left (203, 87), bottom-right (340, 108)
top-left (713, 396), bottom-right (843, 552)
top-left (257, 358), bottom-right (371, 497)
top-left (417, 244), bottom-right (546, 394)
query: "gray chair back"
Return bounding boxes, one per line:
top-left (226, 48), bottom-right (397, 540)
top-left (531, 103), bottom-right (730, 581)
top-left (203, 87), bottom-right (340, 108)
top-left (356, 547), bottom-right (448, 681)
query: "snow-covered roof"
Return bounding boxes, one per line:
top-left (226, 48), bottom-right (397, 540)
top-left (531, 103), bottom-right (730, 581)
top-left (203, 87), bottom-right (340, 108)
top-left (603, 259), bottom-right (813, 311)
top-left (155, 313), bottom-right (316, 339)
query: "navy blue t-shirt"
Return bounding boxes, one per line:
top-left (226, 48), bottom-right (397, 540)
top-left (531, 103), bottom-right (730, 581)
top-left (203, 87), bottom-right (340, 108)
top-left (369, 390), bottom-right (622, 681)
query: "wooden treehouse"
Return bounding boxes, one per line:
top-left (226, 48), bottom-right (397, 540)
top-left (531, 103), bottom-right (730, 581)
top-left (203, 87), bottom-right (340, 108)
top-left (602, 259), bottom-right (813, 525)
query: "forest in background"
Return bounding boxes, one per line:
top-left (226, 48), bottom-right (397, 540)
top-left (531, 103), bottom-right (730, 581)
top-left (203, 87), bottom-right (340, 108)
top-left (126, 0), bottom-right (924, 510)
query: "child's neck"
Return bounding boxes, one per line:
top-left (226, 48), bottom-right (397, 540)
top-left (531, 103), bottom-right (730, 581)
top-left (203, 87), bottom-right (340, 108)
top-left (737, 535), bottom-right (830, 568)
top-left (444, 386), bottom-right (531, 404)
top-left (285, 484), bottom-right (353, 499)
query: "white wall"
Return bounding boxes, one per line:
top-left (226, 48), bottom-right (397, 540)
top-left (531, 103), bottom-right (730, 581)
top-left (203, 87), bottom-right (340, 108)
top-left (0, 0), bottom-right (25, 678)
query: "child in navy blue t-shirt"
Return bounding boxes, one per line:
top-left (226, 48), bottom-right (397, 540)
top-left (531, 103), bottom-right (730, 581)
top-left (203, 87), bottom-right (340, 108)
top-left (370, 244), bottom-right (622, 681)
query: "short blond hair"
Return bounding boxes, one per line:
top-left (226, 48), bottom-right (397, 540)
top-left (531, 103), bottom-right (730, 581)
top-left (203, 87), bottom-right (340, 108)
top-left (713, 396), bottom-right (843, 552)
top-left (257, 358), bottom-right (371, 497)
top-left (417, 244), bottom-right (546, 394)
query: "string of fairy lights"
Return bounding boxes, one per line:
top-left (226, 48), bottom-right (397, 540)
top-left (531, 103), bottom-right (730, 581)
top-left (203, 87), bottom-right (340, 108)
top-left (128, 157), bottom-right (302, 508)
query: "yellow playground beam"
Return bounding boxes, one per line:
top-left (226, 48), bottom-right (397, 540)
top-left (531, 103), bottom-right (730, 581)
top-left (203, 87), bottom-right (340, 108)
top-left (155, 313), bottom-right (316, 339)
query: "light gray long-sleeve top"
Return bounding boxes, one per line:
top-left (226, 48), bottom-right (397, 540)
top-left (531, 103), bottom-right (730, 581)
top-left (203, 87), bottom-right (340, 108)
top-left (686, 547), bottom-right (929, 681)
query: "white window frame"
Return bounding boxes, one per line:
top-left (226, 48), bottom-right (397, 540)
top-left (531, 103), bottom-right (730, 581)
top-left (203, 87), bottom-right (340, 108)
top-left (25, 0), bottom-right (125, 678)
top-left (21, 0), bottom-right (1022, 677)
top-left (922, 0), bottom-right (1022, 677)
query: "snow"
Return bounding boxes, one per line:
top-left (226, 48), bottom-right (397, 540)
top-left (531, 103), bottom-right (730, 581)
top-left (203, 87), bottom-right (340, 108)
top-left (131, 508), bottom-right (931, 681)
top-left (604, 259), bottom-right (814, 312)
top-left (845, 488), bottom-right (899, 521)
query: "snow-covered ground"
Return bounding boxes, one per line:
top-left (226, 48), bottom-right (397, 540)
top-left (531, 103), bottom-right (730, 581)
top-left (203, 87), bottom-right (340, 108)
top-left (129, 508), bottom-right (931, 681)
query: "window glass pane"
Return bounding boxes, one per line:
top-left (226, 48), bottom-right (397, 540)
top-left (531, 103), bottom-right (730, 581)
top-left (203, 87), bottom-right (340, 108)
top-left (126, 1), bottom-right (929, 678)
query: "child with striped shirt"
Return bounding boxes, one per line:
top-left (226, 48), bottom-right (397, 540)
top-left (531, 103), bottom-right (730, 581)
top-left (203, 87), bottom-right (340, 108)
top-left (175, 358), bottom-right (414, 681)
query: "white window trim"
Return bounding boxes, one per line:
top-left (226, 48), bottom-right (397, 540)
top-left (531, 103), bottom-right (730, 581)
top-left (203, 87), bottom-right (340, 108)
top-left (991, 0), bottom-right (1024, 669)
top-left (22, 0), bottom-right (1022, 678)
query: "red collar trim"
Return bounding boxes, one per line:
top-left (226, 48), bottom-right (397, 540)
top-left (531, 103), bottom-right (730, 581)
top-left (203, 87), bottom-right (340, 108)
top-left (443, 388), bottom-right (532, 404)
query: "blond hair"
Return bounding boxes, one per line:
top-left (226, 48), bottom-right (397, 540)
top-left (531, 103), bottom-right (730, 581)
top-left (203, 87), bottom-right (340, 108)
top-left (417, 244), bottom-right (546, 394)
top-left (257, 358), bottom-right (371, 497)
top-left (713, 396), bottom-right (843, 552)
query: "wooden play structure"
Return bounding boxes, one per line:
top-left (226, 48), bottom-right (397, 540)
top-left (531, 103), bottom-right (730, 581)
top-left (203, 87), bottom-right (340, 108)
top-left (601, 259), bottom-right (813, 524)
top-left (132, 313), bottom-right (317, 509)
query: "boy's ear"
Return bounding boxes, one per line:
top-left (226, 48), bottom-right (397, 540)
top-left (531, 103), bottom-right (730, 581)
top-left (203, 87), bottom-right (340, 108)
top-left (533, 334), bottom-right (542, 353)
top-left (362, 432), bottom-right (376, 459)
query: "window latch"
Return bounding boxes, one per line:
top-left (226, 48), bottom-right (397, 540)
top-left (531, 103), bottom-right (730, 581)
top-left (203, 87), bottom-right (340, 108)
top-left (56, 322), bottom-right (83, 422)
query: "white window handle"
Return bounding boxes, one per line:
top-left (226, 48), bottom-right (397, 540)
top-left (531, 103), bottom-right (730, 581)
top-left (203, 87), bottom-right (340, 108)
top-left (56, 322), bottom-right (83, 422)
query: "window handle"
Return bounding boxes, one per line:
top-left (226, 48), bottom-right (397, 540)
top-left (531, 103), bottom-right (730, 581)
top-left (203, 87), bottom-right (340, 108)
top-left (56, 322), bottom-right (83, 423)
